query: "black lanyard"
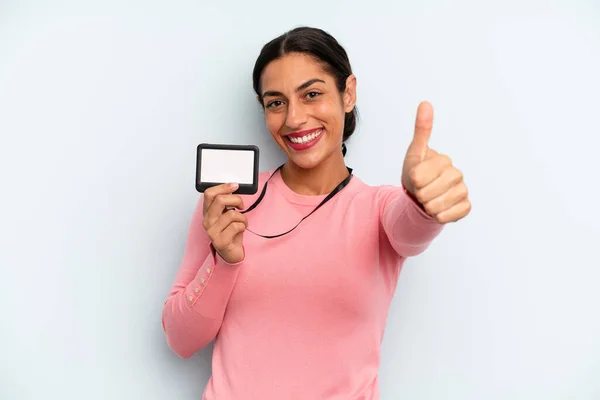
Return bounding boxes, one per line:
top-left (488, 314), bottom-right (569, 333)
top-left (240, 165), bottom-right (353, 239)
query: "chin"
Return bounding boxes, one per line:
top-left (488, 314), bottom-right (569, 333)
top-left (286, 144), bottom-right (338, 171)
top-left (288, 153), bottom-right (324, 170)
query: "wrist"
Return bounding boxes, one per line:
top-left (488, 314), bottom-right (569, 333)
top-left (210, 243), bottom-right (244, 265)
top-left (402, 185), bottom-right (425, 211)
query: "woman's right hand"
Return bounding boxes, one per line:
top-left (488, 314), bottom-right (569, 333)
top-left (202, 183), bottom-right (248, 264)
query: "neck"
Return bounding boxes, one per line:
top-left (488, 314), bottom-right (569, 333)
top-left (280, 152), bottom-right (349, 196)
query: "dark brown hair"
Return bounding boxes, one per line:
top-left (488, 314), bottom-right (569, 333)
top-left (252, 27), bottom-right (358, 155)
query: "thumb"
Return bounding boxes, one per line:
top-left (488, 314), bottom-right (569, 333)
top-left (406, 101), bottom-right (434, 161)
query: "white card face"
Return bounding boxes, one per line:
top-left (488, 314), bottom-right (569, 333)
top-left (200, 148), bottom-right (255, 184)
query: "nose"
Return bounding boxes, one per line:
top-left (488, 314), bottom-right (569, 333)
top-left (285, 99), bottom-right (308, 130)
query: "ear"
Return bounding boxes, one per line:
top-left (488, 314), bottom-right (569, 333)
top-left (343, 74), bottom-right (357, 113)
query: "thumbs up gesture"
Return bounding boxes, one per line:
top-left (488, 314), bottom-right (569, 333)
top-left (401, 102), bottom-right (471, 224)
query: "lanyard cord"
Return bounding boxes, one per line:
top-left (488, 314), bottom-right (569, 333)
top-left (240, 165), bottom-right (353, 239)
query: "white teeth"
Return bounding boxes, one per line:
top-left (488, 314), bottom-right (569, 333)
top-left (289, 129), bottom-right (322, 144)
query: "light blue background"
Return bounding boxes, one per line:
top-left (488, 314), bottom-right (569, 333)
top-left (1, 1), bottom-right (599, 399)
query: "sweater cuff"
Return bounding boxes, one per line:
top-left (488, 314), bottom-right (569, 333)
top-left (401, 185), bottom-right (439, 224)
top-left (184, 244), bottom-right (243, 319)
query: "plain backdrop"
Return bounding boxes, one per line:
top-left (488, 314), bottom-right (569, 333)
top-left (1, 1), bottom-right (599, 399)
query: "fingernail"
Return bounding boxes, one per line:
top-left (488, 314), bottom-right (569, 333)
top-left (229, 183), bottom-right (239, 189)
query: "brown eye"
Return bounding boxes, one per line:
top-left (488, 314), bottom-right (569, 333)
top-left (266, 100), bottom-right (284, 109)
top-left (306, 91), bottom-right (321, 99)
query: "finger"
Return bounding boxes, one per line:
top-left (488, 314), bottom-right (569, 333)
top-left (434, 199), bottom-right (472, 224)
top-left (421, 182), bottom-right (468, 216)
top-left (407, 101), bottom-right (434, 161)
top-left (209, 209), bottom-right (248, 236)
top-left (409, 153), bottom-right (452, 190)
top-left (205, 195), bottom-right (245, 227)
top-left (203, 183), bottom-right (239, 212)
top-left (414, 165), bottom-right (463, 203)
top-left (215, 222), bottom-right (246, 247)
top-left (423, 147), bottom-right (439, 160)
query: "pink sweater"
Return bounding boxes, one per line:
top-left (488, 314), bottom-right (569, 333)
top-left (162, 167), bottom-right (443, 399)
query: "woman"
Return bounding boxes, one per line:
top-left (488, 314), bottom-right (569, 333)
top-left (162, 26), bottom-right (471, 399)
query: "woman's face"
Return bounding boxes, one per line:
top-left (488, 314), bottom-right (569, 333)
top-left (259, 52), bottom-right (356, 170)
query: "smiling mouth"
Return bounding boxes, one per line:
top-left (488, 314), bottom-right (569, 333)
top-left (285, 129), bottom-right (323, 144)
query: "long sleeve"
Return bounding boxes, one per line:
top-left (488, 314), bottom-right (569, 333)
top-left (378, 185), bottom-right (444, 257)
top-left (161, 195), bottom-right (243, 358)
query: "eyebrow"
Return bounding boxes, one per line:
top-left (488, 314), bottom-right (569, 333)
top-left (261, 78), bottom-right (326, 99)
